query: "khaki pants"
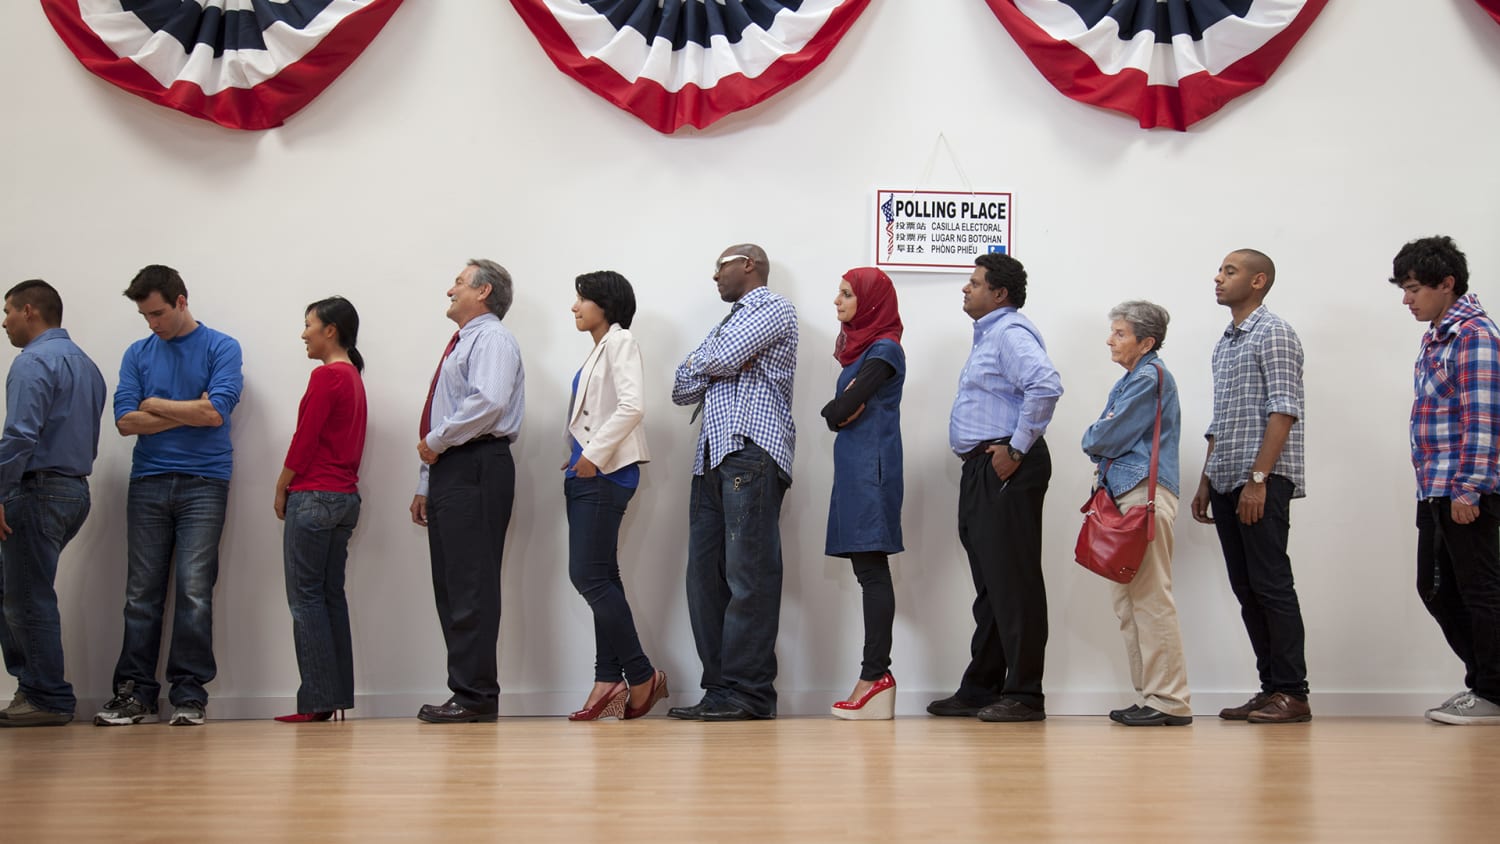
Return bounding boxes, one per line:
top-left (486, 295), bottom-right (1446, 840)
top-left (1111, 484), bottom-right (1191, 716)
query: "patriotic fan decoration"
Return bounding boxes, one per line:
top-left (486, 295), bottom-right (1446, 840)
top-left (508, 0), bottom-right (871, 133)
top-left (41, 0), bottom-right (407, 130)
top-left (985, 0), bottom-right (1329, 130)
top-left (1480, 0), bottom-right (1500, 26)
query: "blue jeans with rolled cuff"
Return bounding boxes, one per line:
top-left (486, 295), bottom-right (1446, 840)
top-left (284, 490), bottom-right (361, 713)
top-left (565, 476), bottom-right (653, 686)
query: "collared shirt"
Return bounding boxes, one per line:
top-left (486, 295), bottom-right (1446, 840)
top-left (115, 322), bottom-right (243, 480)
top-left (1081, 351), bottom-right (1181, 498)
top-left (671, 285), bottom-right (798, 478)
top-left (417, 312), bottom-right (525, 497)
top-left (949, 307), bottom-right (1062, 455)
top-left (1205, 305), bottom-right (1306, 497)
top-left (1410, 293), bottom-right (1500, 504)
top-left (0, 328), bottom-right (106, 497)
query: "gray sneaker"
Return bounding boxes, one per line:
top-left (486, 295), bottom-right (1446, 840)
top-left (0, 690), bottom-right (23, 717)
top-left (0, 694), bottom-right (73, 727)
top-left (169, 703), bottom-right (206, 726)
top-left (1425, 689), bottom-right (1472, 719)
top-left (1427, 692), bottom-right (1500, 725)
top-left (94, 681), bottom-right (156, 726)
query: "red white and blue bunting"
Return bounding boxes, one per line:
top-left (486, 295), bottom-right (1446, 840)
top-left (985, 0), bottom-right (1329, 130)
top-left (1479, 0), bottom-right (1500, 26)
top-left (508, 0), bottom-right (871, 133)
top-left (41, 0), bottom-right (407, 130)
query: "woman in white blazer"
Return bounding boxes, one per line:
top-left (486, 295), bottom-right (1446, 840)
top-left (562, 271), bottom-right (667, 721)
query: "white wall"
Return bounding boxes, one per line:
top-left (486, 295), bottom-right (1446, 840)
top-left (2, 1), bottom-right (1497, 717)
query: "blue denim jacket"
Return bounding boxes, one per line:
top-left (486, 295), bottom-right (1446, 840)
top-left (1080, 352), bottom-right (1180, 498)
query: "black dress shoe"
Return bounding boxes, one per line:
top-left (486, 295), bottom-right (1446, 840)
top-left (417, 700), bottom-right (498, 723)
top-left (667, 700), bottom-right (711, 720)
top-left (926, 694), bottom-right (986, 717)
top-left (701, 704), bottom-right (774, 722)
top-left (1117, 705), bottom-right (1192, 727)
top-left (1109, 704), bottom-right (1143, 723)
top-left (976, 699), bottom-right (1046, 722)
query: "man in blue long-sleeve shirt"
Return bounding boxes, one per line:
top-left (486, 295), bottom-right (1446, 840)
top-left (929, 253), bottom-right (1062, 723)
top-left (0, 280), bottom-right (105, 727)
top-left (95, 266), bottom-right (243, 728)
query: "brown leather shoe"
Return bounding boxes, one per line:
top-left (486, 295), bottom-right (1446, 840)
top-left (1246, 692), bottom-right (1311, 724)
top-left (1218, 692), bottom-right (1275, 721)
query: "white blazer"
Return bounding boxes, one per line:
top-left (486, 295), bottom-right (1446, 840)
top-left (567, 324), bottom-right (651, 474)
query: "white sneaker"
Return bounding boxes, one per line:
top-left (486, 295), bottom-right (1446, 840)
top-left (169, 704), bottom-right (206, 726)
top-left (1427, 692), bottom-right (1500, 725)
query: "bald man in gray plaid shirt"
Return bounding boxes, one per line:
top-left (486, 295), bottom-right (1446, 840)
top-left (1191, 249), bottom-right (1311, 724)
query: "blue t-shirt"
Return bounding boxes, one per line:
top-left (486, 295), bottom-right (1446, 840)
top-left (114, 323), bottom-right (243, 480)
top-left (565, 369), bottom-right (639, 489)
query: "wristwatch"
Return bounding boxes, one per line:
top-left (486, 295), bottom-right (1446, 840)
top-left (1250, 471), bottom-right (1267, 484)
top-left (1007, 445), bottom-right (1025, 462)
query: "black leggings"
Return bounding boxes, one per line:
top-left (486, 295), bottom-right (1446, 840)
top-left (851, 552), bottom-right (894, 681)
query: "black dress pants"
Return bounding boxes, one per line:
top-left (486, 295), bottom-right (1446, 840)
top-left (956, 437), bottom-right (1050, 710)
top-left (1418, 494), bottom-right (1500, 704)
top-left (427, 438), bottom-right (515, 712)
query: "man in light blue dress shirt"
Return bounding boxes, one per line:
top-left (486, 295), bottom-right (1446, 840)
top-left (929, 253), bottom-right (1062, 723)
top-left (0, 281), bottom-right (105, 727)
top-left (410, 259), bottom-right (525, 723)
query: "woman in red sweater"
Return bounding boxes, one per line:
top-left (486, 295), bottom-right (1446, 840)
top-left (273, 297), bottom-right (367, 722)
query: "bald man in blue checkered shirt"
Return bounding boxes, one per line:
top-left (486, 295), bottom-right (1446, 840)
top-left (669, 243), bottom-right (797, 722)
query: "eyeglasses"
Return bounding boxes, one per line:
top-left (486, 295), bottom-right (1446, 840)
top-left (717, 254), bottom-right (750, 270)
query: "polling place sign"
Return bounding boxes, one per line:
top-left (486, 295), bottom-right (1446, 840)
top-left (874, 190), bottom-right (1012, 272)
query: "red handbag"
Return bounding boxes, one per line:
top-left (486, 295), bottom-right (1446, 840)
top-left (1074, 363), bottom-right (1163, 584)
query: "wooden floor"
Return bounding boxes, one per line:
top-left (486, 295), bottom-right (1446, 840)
top-left (2, 715), bottom-right (1496, 842)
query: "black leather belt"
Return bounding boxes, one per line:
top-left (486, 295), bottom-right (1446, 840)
top-left (958, 437), bottom-right (1010, 462)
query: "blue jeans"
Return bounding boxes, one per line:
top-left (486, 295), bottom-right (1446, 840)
top-left (113, 474), bottom-right (229, 708)
top-left (686, 441), bottom-right (788, 716)
top-left (0, 474), bottom-right (90, 714)
top-left (565, 476), bottom-right (652, 686)
top-left (284, 491), bottom-right (360, 712)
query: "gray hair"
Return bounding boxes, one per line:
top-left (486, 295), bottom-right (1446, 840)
top-left (1108, 300), bottom-right (1169, 351)
top-left (466, 258), bottom-right (513, 319)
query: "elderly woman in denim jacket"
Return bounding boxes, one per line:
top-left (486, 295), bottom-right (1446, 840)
top-left (1080, 300), bottom-right (1192, 727)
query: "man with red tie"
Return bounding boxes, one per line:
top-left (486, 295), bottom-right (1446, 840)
top-left (409, 259), bottom-right (525, 723)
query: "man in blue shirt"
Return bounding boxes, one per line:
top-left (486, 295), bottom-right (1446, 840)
top-left (669, 243), bottom-right (798, 721)
top-left (410, 259), bottom-right (525, 724)
top-left (0, 280), bottom-right (105, 727)
top-left (929, 253), bottom-right (1062, 723)
top-left (94, 266), bottom-right (243, 727)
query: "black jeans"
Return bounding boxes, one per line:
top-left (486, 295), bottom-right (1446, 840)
top-left (1209, 475), bottom-right (1309, 696)
top-left (850, 552), bottom-right (893, 681)
top-left (427, 439), bottom-right (514, 712)
top-left (956, 437), bottom-right (1050, 710)
top-left (565, 475), bottom-right (653, 686)
top-left (1417, 495), bottom-right (1500, 703)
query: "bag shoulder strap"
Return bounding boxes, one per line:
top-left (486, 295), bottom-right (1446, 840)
top-left (1143, 362), bottom-right (1164, 542)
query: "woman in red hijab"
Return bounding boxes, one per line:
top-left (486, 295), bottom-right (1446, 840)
top-left (822, 267), bottom-right (906, 720)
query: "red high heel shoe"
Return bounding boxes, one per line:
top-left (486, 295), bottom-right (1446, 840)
top-left (569, 682), bottom-right (628, 721)
top-left (274, 710), bottom-right (345, 723)
top-left (623, 670), bottom-right (669, 720)
top-left (832, 673), bottom-right (896, 720)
